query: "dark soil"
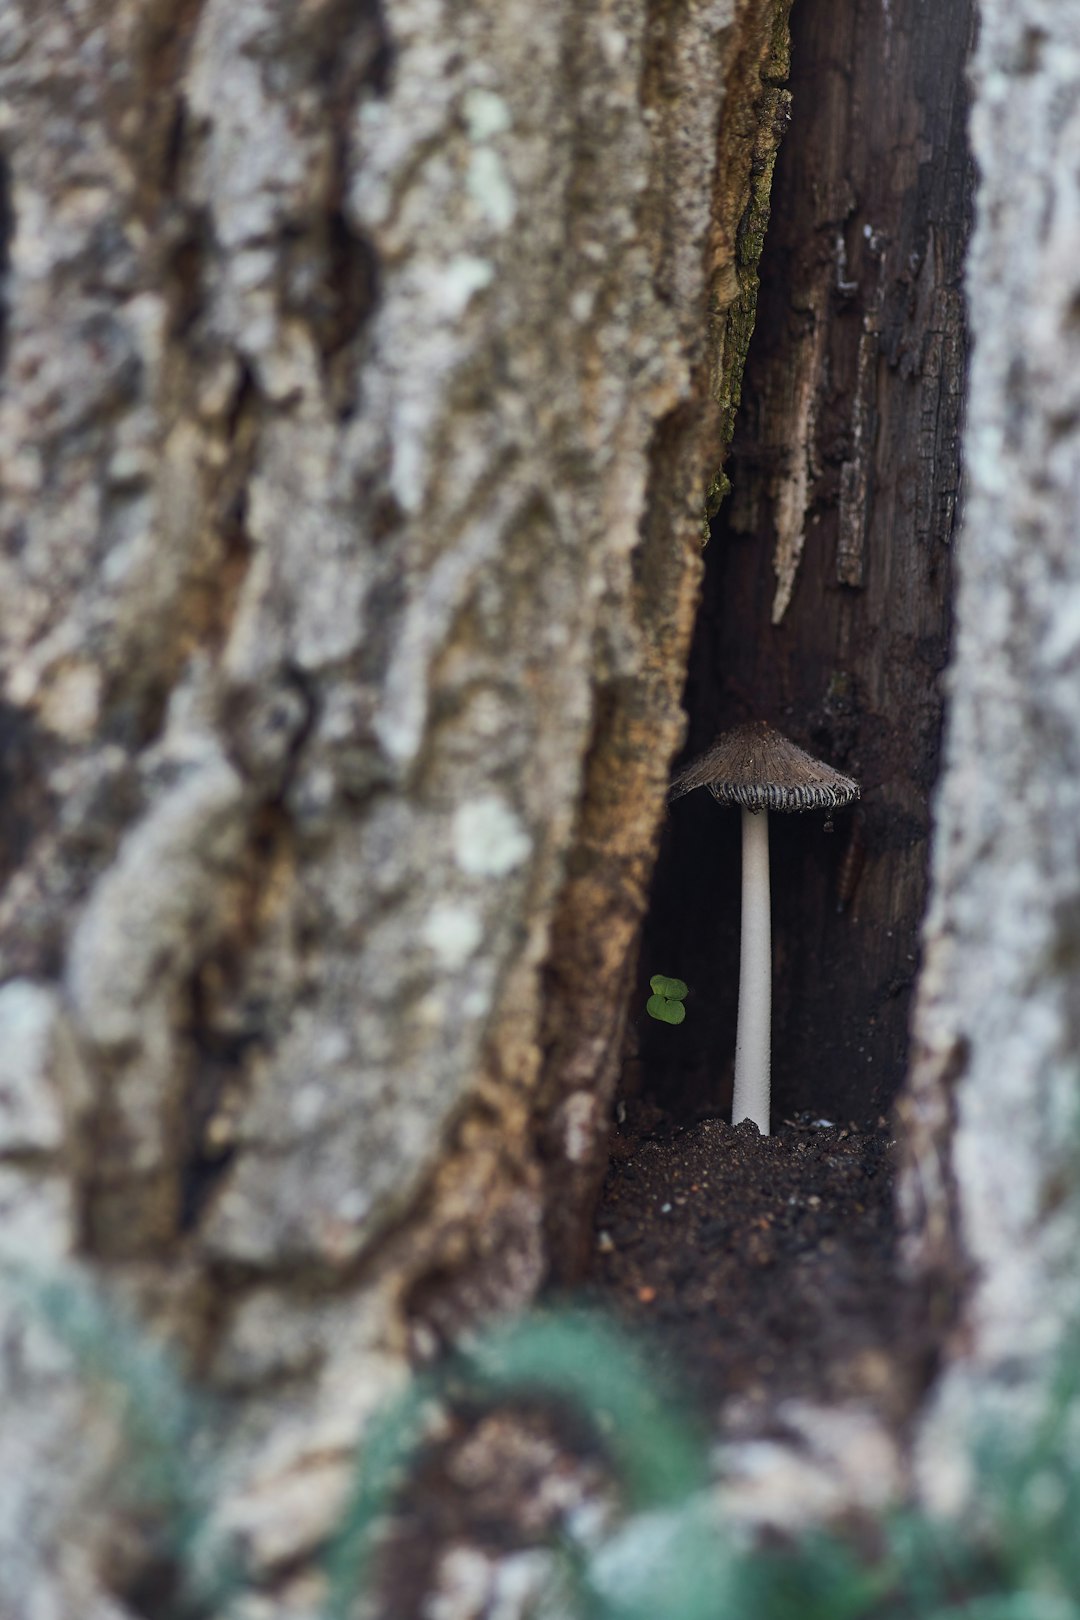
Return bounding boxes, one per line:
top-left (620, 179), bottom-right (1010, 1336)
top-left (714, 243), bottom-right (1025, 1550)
top-left (586, 1104), bottom-right (924, 1431)
top-left (376, 1110), bottom-right (923, 1618)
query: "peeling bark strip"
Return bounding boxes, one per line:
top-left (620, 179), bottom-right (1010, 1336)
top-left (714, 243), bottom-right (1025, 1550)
top-left (0, 0), bottom-right (790, 1608)
top-left (908, 4), bottom-right (1080, 1497)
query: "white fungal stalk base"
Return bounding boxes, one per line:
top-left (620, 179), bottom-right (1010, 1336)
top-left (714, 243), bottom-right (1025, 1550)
top-left (732, 806), bottom-right (771, 1135)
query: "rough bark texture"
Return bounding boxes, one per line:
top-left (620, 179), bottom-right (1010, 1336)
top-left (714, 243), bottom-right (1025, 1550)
top-left (0, 1), bottom-right (790, 1611)
top-left (906, 1), bottom-right (1080, 1501)
top-left (638, 0), bottom-right (972, 1131)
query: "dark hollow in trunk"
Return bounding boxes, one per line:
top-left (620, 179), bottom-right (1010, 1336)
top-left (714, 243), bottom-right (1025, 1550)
top-left (632, 0), bottom-right (974, 1136)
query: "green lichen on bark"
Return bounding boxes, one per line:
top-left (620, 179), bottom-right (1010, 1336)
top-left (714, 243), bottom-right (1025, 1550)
top-left (715, 85), bottom-right (791, 447)
top-left (704, 0), bottom-right (793, 531)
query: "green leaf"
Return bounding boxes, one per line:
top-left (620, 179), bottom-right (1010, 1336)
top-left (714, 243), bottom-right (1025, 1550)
top-left (646, 995), bottom-right (686, 1025)
top-left (649, 975), bottom-right (688, 1001)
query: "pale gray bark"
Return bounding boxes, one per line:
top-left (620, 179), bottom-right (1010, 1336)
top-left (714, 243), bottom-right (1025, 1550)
top-left (906, 0), bottom-right (1080, 1503)
top-left (0, 0), bottom-right (789, 1612)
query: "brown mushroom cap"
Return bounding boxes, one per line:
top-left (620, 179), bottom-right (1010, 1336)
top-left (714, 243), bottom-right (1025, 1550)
top-left (670, 721), bottom-right (859, 813)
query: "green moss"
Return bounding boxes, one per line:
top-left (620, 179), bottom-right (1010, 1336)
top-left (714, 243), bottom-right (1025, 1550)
top-left (702, 466), bottom-right (732, 541)
top-left (704, 0), bottom-right (794, 535)
top-left (765, 0), bottom-right (792, 83)
top-left (712, 83), bottom-right (789, 451)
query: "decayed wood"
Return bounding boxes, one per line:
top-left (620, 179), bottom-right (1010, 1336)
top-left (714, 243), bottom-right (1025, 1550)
top-left (537, 0), bottom-right (794, 1278)
top-left (0, 0), bottom-right (791, 1608)
top-left (643, 0), bottom-right (973, 1132)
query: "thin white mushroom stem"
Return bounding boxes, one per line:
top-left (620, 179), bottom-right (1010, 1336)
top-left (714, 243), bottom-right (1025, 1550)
top-left (671, 723), bottom-right (857, 1131)
top-left (732, 806), bottom-right (771, 1135)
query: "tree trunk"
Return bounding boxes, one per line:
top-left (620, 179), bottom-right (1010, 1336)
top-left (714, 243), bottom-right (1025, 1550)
top-left (905, 0), bottom-right (1080, 1500)
top-left (0, 0), bottom-right (791, 1611)
top-left (9, 0), bottom-right (1073, 1607)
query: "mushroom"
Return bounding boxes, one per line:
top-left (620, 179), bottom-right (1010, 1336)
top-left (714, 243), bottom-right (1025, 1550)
top-left (670, 721), bottom-right (859, 1136)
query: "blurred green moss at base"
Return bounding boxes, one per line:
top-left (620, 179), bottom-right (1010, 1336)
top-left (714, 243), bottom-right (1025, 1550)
top-left (8, 1266), bottom-right (1080, 1620)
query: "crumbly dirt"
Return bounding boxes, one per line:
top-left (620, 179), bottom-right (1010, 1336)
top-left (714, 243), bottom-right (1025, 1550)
top-left (377, 1109), bottom-right (920, 1619)
top-left (585, 1105), bottom-right (923, 1431)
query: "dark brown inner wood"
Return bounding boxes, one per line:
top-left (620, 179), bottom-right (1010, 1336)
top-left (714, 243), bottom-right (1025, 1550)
top-left (634, 0), bottom-right (974, 1133)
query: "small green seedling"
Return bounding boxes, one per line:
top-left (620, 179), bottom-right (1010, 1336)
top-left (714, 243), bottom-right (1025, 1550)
top-left (647, 974), bottom-right (688, 1025)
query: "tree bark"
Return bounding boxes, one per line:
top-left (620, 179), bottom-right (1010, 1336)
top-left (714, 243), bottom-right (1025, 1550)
top-left (0, 0), bottom-right (791, 1610)
top-left (905, 0), bottom-right (1080, 1502)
